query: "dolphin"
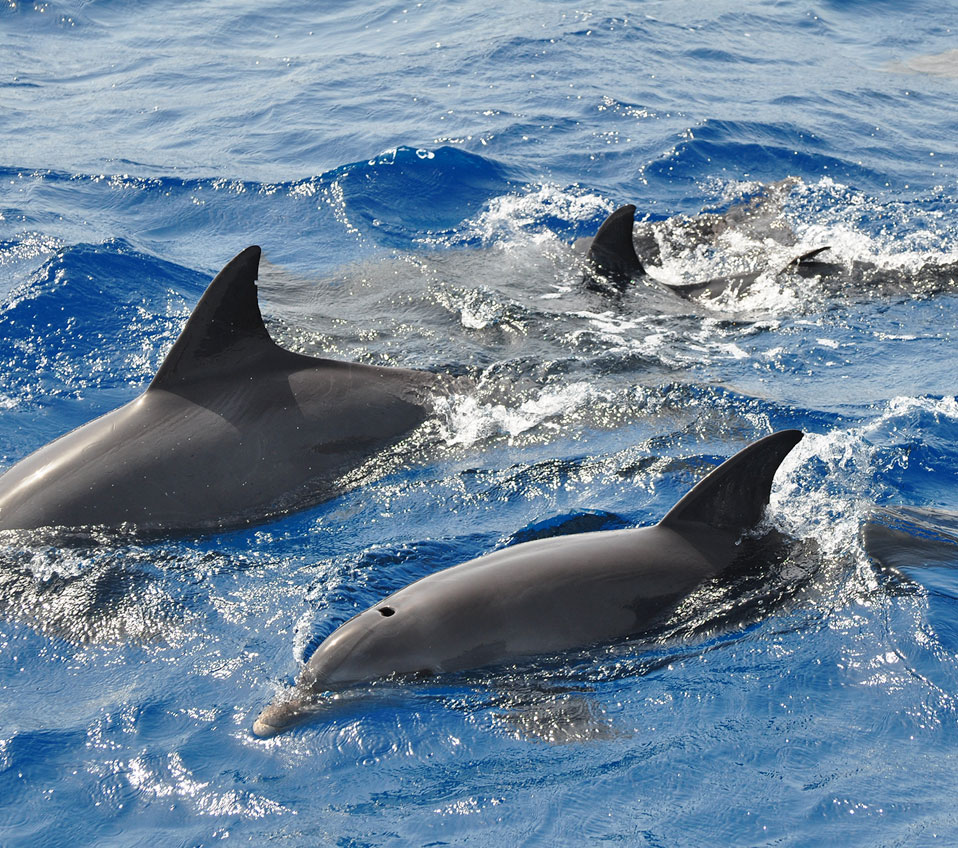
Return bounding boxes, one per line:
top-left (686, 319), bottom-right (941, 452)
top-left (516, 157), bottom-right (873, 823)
top-left (580, 200), bottom-right (958, 299)
top-left (578, 204), bottom-right (833, 295)
top-left (862, 505), bottom-right (958, 574)
top-left (0, 247), bottom-right (439, 535)
top-left (253, 429), bottom-right (803, 737)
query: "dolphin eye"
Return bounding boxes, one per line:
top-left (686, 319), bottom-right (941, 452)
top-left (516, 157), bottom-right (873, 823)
top-left (379, 606), bottom-right (395, 617)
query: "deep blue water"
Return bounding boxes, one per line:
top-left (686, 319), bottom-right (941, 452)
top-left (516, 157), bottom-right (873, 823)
top-left (2, 0), bottom-right (958, 844)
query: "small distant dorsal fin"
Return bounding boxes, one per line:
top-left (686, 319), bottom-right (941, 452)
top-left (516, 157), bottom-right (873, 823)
top-left (781, 245), bottom-right (832, 274)
top-left (588, 204), bottom-right (644, 281)
top-left (150, 246), bottom-right (282, 389)
top-left (659, 430), bottom-right (803, 534)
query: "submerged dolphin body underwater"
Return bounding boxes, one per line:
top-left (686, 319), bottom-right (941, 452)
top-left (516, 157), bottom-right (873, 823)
top-left (0, 247), bottom-right (439, 536)
top-left (253, 429), bottom-right (803, 737)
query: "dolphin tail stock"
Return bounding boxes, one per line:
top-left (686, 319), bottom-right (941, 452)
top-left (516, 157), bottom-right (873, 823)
top-left (586, 204), bottom-right (645, 284)
top-left (658, 430), bottom-right (803, 535)
top-left (149, 246), bottom-right (311, 391)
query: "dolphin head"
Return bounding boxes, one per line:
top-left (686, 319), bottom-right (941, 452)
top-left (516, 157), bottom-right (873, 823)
top-left (252, 600), bottom-right (433, 738)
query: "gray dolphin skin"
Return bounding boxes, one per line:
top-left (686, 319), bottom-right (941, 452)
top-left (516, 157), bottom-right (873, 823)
top-left (0, 247), bottom-right (437, 535)
top-left (253, 429), bottom-right (803, 737)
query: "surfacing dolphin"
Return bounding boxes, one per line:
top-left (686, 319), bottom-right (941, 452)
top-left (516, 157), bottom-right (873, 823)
top-left (580, 199), bottom-right (958, 299)
top-left (253, 429), bottom-right (803, 737)
top-left (577, 204), bottom-right (831, 296)
top-left (862, 505), bottom-right (958, 575)
top-left (0, 247), bottom-right (439, 536)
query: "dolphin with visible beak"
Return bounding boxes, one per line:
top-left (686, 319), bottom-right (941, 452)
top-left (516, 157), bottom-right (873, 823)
top-left (254, 429), bottom-right (803, 737)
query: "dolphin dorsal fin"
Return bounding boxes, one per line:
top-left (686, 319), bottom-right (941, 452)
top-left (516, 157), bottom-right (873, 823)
top-left (150, 246), bottom-right (282, 389)
top-left (781, 245), bottom-right (832, 274)
top-left (659, 430), bottom-right (803, 534)
top-left (588, 204), bottom-right (644, 280)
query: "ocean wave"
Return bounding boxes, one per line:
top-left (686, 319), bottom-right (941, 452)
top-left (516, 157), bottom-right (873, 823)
top-left (0, 239), bottom-right (200, 403)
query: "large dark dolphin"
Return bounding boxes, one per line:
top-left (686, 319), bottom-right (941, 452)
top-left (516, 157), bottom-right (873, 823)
top-left (0, 247), bottom-right (439, 535)
top-left (253, 429), bottom-right (803, 737)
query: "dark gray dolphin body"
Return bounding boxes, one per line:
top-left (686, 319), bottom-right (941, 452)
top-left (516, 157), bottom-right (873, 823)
top-left (0, 247), bottom-right (438, 535)
top-left (253, 429), bottom-right (803, 737)
top-left (862, 505), bottom-right (958, 574)
top-left (574, 203), bottom-right (645, 285)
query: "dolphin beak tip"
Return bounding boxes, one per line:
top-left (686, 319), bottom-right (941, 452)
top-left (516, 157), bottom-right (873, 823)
top-left (252, 716), bottom-right (280, 738)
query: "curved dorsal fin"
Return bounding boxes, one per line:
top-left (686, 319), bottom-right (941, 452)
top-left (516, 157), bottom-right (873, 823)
top-left (150, 246), bottom-right (283, 390)
top-left (781, 245), bottom-right (832, 273)
top-left (588, 204), bottom-right (644, 281)
top-left (659, 430), bottom-right (803, 534)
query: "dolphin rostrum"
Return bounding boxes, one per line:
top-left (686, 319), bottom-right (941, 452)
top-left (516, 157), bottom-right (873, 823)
top-left (0, 247), bottom-right (438, 535)
top-left (253, 429), bottom-right (803, 737)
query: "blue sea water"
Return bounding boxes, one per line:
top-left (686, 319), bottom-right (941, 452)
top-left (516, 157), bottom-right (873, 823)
top-left (2, 0), bottom-right (958, 844)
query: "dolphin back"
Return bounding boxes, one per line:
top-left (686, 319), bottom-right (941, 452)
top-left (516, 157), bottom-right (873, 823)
top-left (659, 430), bottom-right (803, 534)
top-left (0, 245), bottom-right (439, 534)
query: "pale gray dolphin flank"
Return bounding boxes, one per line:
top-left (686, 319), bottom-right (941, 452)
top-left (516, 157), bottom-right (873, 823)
top-left (253, 429), bottom-right (803, 737)
top-left (0, 247), bottom-right (438, 535)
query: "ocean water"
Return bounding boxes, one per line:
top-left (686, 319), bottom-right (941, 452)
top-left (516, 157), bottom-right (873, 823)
top-left (2, 0), bottom-right (958, 844)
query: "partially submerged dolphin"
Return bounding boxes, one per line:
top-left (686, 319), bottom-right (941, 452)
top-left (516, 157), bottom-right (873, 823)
top-left (862, 505), bottom-right (958, 574)
top-left (575, 203), bottom-right (645, 283)
top-left (578, 204), bottom-right (832, 295)
top-left (0, 247), bottom-right (438, 535)
top-left (253, 429), bottom-right (803, 737)
top-left (580, 200), bottom-right (958, 299)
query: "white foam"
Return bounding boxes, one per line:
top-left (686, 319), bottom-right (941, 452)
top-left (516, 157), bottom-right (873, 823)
top-left (458, 184), bottom-right (612, 245)
top-left (769, 395), bottom-right (958, 565)
top-left (435, 381), bottom-right (598, 448)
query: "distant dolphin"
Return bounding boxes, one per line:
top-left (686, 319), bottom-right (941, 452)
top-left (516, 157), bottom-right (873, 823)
top-left (862, 505), bottom-right (958, 574)
top-left (579, 199), bottom-right (958, 299)
top-left (578, 204), bottom-right (832, 295)
top-left (253, 429), bottom-right (803, 737)
top-left (0, 247), bottom-right (439, 535)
